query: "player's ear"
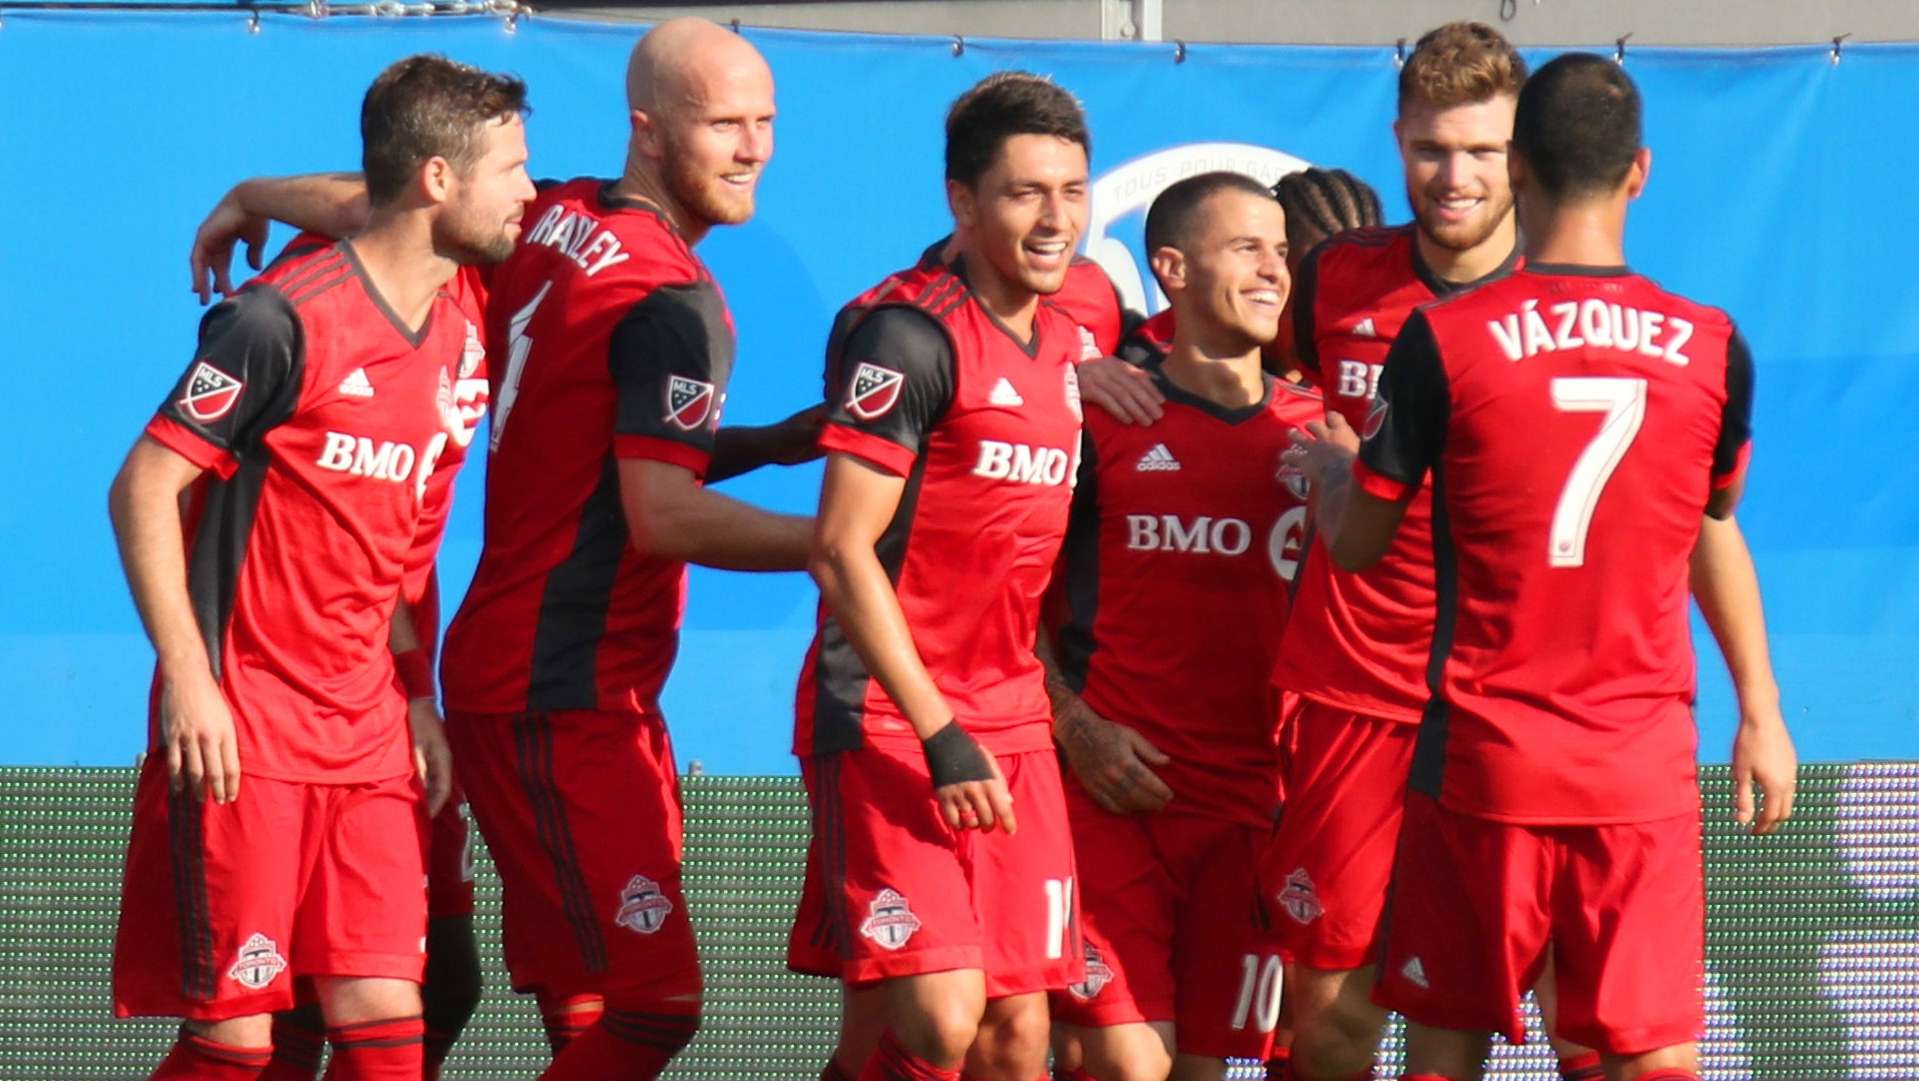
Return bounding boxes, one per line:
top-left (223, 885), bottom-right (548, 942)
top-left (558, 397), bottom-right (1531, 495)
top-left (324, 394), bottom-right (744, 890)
top-left (1506, 145), bottom-right (1530, 197)
top-left (630, 107), bottom-right (664, 161)
top-left (947, 178), bottom-right (977, 229)
top-left (1624, 147), bottom-right (1652, 200)
top-left (1149, 247), bottom-right (1185, 294)
top-left (420, 155), bottom-right (455, 206)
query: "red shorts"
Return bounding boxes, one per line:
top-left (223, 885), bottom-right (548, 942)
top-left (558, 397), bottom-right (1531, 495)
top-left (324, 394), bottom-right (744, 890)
top-left (1374, 791), bottom-right (1705, 1054)
top-left (788, 745), bottom-right (1082, 998)
top-left (113, 757), bottom-right (428, 1021)
top-left (426, 779), bottom-right (476, 920)
top-left (447, 709), bottom-right (699, 1001)
top-left (1256, 700), bottom-right (1415, 970)
top-left (1049, 782), bottom-right (1284, 1060)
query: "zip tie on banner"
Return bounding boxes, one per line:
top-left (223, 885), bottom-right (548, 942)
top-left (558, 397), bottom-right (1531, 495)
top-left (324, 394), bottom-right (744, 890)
top-left (950, 33), bottom-right (964, 57)
top-left (1831, 32), bottom-right (1850, 65)
top-left (1394, 37), bottom-right (1406, 68)
top-left (1172, 39), bottom-right (1186, 63)
top-left (247, 8), bottom-right (259, 31)
top-left (1614, 32), bottom-right (1632, 64)
top-left (728, 17), bottom-right (739, 33)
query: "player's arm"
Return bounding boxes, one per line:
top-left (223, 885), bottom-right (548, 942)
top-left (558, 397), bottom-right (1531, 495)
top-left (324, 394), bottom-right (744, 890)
top-left (1288, 310), bottom-right (1444, 571)
top-left (1075, 355), bottom-right (1164, 425)
top-left (611, 283), bottom-right (812, 570)
top-left (705, 403), bottom-right (827, 483)
top-left (1038, 434), bottom-right (1172, 813)
top-left (389, 593), bottom-right (452, 815)
top-left (1691, 515), bottom-right (1795, 835)
top-left (191, 172), bottom-right (370, 303)
top-left (107, 292), bottom-right (301, 804)
top-left (810, 308), bottom-right (1016, 833)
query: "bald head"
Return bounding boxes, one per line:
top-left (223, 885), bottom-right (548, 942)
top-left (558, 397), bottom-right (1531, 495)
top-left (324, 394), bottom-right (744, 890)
top-left (626, 17), bottom-right (771, 118)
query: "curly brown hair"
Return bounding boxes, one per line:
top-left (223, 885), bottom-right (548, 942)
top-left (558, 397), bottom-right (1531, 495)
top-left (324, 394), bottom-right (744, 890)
top-left (1398, 21), bottom-right (1527, 113)
top-left (361, 54), bottom-right (529, 206)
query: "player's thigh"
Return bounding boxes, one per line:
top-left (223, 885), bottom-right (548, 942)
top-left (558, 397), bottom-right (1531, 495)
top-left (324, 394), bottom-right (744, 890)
top-left (313, 975), bottom-right (423, 1025)
top-left (1050, 780), bottom-right (1170, 1032)
top-left (1550, 810), bottom-right (1705, 1058)
top-left (972, 749), bottom-right (1084, 999)
top-left (298, 772), bottom-right (429, 984)
top-left (114, 760), bottom-right (313, 1021)
top-left (1165, 817), bottom-right (1283, 1061)
top-left (1258, 703), bottom-right (1416, 971)
top-left (1372, 792), bottom-right (1554, 1047)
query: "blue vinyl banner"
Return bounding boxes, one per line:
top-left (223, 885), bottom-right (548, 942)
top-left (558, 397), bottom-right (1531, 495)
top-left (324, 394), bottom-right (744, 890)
top-left (1, 13), bottom-right (1914, 776)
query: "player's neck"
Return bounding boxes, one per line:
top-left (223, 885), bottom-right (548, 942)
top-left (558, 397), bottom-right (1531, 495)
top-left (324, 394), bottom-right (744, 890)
top-left (1163, 330), bottom-right (1264, 410)
top-left (609, 169), bottom-right (709, 246)
top-left (1519, 201), bottom-right (1629, 268)
top-left (1415, 212), bottom-right (1518, 285)
top-left (349, 211), bottom-right (459, 334)
top-left (958, 249), bottom-right (1040, 341)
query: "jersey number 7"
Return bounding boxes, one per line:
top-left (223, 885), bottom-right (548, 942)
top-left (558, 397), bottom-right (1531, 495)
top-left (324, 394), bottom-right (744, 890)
top-left (1548, 376), bottom-right (1647, 569)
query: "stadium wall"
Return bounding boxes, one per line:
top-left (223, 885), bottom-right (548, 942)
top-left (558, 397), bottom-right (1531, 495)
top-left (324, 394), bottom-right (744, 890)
top-left (3, 13), bottom-right (1913, 776)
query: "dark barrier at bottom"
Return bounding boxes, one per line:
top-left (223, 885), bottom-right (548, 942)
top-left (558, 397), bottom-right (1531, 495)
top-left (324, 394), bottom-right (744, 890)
top-left (1, 765), bottom-right (1914, 1079)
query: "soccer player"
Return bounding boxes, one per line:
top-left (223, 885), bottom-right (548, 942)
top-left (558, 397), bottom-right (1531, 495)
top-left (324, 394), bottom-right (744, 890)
top-left (1040, 171), bottom-right (1319, 1081)
top-left (1290, 53), bottom-right (1797, 1081)
top-left (434, 20), bottom-right (813, 1081)
top-left (1256, 24), bottom-right (1530, 1081)
top-left (786, 72), bottom-right (1091, 1081)
top-left (108, 54), bottom-right (532, 1081)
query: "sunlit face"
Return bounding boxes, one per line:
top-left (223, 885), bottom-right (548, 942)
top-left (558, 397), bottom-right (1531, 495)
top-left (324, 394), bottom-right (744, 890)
top-left (953, 133), bottom-right (1090, 297)
top-left (657, 54), bottom-right (776, 228)
top-left (1395, 95), bottom-right (1517, 254)
top-left (438, 114), bottom-right (536, 265)
top-left (1165, 189), bottom-right (1290, 351)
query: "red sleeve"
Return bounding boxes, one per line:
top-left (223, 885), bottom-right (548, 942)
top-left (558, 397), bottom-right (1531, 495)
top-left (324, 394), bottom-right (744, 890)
top-left (819, 424), bottom-right (918, 477)
top-left (143, 415), bottom-right (238, 478)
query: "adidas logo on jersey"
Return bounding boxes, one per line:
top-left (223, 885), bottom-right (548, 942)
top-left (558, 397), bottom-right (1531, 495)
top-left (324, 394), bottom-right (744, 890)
top-left (1353, 317), bottom-right (1378, 338)
top-left (1135, 443), bottom-right (1181, 472)
top-left (988, 377), bottom-right (1025, 408)
top-left (338, 368), bottom-right (375, 398)
top-left (1400, 956), bottom-right (1430, 990)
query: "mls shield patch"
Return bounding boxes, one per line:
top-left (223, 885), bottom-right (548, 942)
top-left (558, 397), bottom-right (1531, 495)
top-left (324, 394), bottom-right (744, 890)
top-left (179, 361), bottom-right (244, 422)
top-left (665, 375), bottom-right (717, 431)
top-left (845, 362), bottom-right (905, 421)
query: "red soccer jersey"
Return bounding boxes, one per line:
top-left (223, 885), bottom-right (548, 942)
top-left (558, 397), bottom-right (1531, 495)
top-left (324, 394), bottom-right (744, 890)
top-left (1052, 255), bottom-right (1129, 360)
top-left (1272, 226), bottom-right (1519, 721)
top-left (441, 179), bottom-right (735, 717)
top-left (143, 239), bottom-right (490, 783)
top-left (1053, 334), bottom-right (1321, 826)
top-left (795, 258), bottom-right (1083, 756)
top-left (1354, 265), bottom-right (1754, 824)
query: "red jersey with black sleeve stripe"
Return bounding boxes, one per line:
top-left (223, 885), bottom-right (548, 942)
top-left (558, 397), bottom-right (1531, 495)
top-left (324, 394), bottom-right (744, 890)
top-left (1051, 339), bottom-right (1322, 826)
top-left (142, 238), bottom-right (490, 783)
top-left (1354, 265), bottom-right (1754, 824)
top-left (1051, 254), bottom-right (1129, 360)
top-left (795, 258), bottom-right (1084, 757)
top-left (441, 179), bottom-right (735, 718)
top-left (1272, 225), bottom-right (1519, 722)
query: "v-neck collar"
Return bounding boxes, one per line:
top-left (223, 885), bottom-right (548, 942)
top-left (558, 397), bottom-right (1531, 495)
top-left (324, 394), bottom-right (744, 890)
top-left (1410, 230), bottom-right (1523, 299)
top-left (337, 239), bottom-right (432, 349)
top-left (1149, 361), bottom-right (1273, 425)
top-left (951, 256), bottom-right (1042, 359)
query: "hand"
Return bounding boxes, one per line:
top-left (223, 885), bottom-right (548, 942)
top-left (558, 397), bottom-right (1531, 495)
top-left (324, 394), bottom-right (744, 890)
top-left (409, 699), bottom-right (454, 816)
top-left (1076, 356), bottom-right (1164, 425)
top-left (1057, 702), bottom-right (1173, 814)
top-left (159, 672), bottom-right (240, 803)
top-left (1730, 703), bottom-right (1796, 835)
top-left (767, 404), bottom-right (827, 466)
top-left (191, 188), bottom-right (270, 305)
top-left (1282, 414), bottom-right (1359, 487)
top-left (922, 721), bottom-right (1017, 834)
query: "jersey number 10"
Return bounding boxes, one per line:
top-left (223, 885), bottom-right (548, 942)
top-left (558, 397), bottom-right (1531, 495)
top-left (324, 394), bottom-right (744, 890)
top-left (1548, 377), bottom-right (1647, 568)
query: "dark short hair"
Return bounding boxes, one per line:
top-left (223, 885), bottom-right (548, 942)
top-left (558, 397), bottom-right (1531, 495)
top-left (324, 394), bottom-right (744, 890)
top-left (1398, 21), bottom-right (1527, 113)
top-left (361, 54), bottom-right (529, 206)
top-left (1143, 171), bottom-right (1275, 259)
top-left (1513, 52), bottom-right (1643, 200)
top-left (944, 71), bottom-right (1090, 187)
top-left (1272, 167), bottom-right (1383, 251)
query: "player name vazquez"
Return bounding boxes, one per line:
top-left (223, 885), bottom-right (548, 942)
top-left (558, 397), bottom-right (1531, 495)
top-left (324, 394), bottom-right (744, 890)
top-left (523, 205), bottom-right (633, 278)
top-left (1487, 299), bottom-right (1693, 366)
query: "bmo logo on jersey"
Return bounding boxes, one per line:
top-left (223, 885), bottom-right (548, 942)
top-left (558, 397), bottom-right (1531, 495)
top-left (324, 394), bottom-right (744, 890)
top-left (973, 441), bottom-right (1073, 486)
top-left (1127, 515), bottom-right (1254, 556)
top-left (316, 432), bottom-right (418, 483)
top-left (1334, 359), bottom-right (1383, 401)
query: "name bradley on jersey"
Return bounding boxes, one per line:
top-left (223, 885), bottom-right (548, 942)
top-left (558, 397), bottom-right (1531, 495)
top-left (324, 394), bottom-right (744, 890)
top-left (523, 203), bottom-right (634, 278)
top-left (1487, 298), bottom-right (1694, 366)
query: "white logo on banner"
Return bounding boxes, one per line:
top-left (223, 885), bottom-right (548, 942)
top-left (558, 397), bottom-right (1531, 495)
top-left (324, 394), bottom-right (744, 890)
top-left (1084, 142), bottom-right (1312, 316)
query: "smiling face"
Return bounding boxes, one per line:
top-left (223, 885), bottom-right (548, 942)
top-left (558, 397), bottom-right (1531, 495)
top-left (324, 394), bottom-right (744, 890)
top-left (651, 46), bottom-right (776, 229)
top-left (950, 132), bottom-right (1090, 298)
top-left (1161, 188), bottom-right (1290, 352)
top-left (436, 113), bottom-right (536, 265)
top-left (1395, 93), bottom-right (1517, 256)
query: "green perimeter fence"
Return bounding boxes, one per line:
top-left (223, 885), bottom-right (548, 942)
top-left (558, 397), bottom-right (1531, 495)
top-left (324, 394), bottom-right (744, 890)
top-left (2, 765), bottom-right (1915, 1079)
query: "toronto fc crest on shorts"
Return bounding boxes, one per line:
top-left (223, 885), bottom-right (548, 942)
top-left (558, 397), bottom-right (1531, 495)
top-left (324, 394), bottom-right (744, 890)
top-left (615, 874), bottom-right (675, 934)
top-left (858, 888), bottom-right (922, 950)
top-left (1066, 941), bottom-right (1113, 1000)
top-left (226, 932), bottom-right (287, 990)
top-left (1278, 867), bottom-right (1324, 924)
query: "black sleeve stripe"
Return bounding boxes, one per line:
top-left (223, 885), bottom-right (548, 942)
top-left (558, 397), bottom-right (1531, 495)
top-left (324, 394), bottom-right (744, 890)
top-left (1056, 429), bottom-right (1101, 693)
top-left (1358, 308), bottom-right (1449, 485)
top-left (1715, 326), bottom-right (1755, 475)
top-left (158, 287), bottom-right (305, 455)
top-left (609, 281), bottom-right (737, 451)
top-left (827, 305), bottom-right (957, 455)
